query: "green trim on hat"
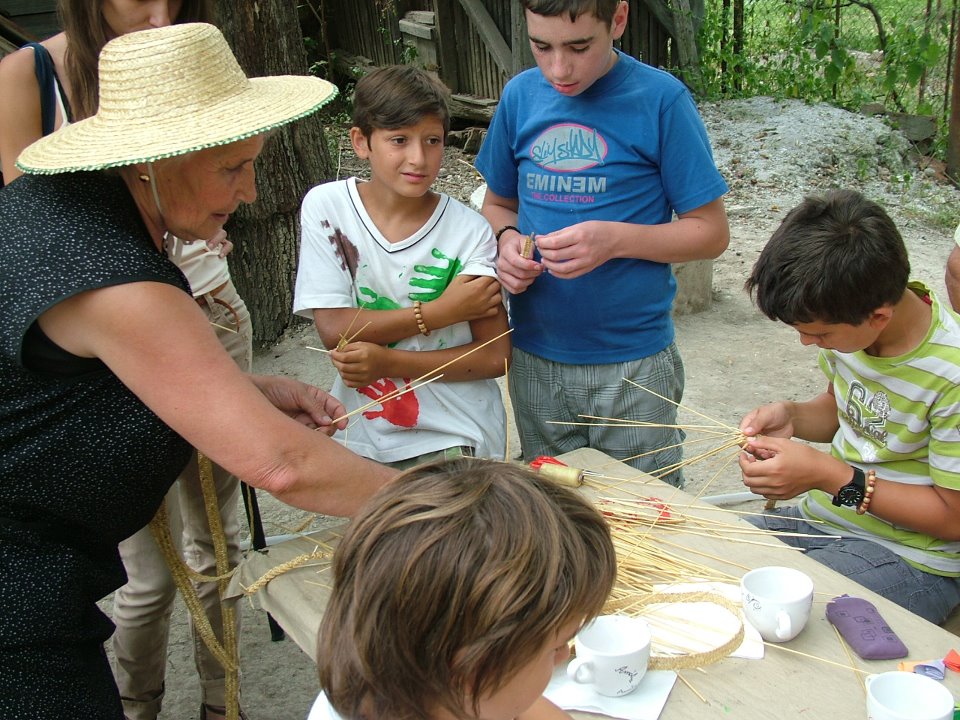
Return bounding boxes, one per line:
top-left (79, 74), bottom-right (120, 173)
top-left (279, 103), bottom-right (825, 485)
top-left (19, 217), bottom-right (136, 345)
top-left (17, 94), bottom-right (335, 175)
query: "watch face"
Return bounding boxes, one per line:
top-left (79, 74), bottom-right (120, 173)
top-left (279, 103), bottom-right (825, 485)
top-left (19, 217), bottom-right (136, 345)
top-left (836, 484), bottom-right (865, 506)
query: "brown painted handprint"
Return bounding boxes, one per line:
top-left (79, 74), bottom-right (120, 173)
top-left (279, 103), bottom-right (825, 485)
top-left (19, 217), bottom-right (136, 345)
top-left (358, 378), bottom-right (420, 427)
top-left (321, 220), bottom-right (359, 279)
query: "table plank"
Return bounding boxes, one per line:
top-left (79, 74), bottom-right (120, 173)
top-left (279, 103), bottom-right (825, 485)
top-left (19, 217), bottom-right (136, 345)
top-left (228, 523), bottom-right (346, 660)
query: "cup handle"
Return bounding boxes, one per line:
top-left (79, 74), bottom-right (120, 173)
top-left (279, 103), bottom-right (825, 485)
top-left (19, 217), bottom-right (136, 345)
top-left (567, 657), bottom-right (594, 685)
top-left (775, 610), bottom-right (792, 640)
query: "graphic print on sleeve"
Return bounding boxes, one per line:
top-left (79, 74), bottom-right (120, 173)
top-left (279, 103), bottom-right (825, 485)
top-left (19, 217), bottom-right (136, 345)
top-left (409, 248), bottom-right (463, 302)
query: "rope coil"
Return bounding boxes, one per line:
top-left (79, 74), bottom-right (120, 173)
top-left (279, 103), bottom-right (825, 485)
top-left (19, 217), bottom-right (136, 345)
top-left (148, 453), bottom-right (240, 720)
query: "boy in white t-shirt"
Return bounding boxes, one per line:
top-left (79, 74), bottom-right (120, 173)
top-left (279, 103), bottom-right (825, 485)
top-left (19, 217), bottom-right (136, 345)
top-left (311, 458), bottom-right (617, 720)
top-left (294, 65), bottom-right (509, 466)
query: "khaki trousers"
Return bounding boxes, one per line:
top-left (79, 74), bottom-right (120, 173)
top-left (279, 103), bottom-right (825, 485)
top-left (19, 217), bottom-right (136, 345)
top-left (112, 280), bottom-right (252, 719)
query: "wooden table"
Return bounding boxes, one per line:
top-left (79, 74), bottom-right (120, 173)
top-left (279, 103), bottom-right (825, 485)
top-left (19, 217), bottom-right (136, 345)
top-left (229, 448), bottom-right (960, 720)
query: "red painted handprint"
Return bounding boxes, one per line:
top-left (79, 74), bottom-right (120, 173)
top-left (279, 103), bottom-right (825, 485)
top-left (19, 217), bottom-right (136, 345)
top-left (358, 378), bottom-right (420, 427)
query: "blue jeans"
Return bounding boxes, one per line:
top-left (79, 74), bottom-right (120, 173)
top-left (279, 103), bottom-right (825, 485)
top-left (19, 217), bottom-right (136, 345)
top-left (748, 506), bottom-right (960, 624)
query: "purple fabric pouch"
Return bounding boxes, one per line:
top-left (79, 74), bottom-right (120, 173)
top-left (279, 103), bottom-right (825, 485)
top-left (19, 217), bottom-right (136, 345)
top-left (825, 594), bottom-right (908, 660)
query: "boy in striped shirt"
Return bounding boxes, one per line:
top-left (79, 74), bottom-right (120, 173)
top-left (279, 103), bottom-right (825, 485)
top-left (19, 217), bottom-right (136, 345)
top-left (738, 189), bottom-right (960, 624)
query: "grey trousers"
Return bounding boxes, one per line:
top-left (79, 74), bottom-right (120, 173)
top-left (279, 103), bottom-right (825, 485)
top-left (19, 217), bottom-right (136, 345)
top-left (508, 344), bottom-right (686, 487)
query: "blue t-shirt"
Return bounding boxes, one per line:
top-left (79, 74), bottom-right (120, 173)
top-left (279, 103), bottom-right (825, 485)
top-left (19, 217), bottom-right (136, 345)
top-left (476, 51), bottom-right (728, 364)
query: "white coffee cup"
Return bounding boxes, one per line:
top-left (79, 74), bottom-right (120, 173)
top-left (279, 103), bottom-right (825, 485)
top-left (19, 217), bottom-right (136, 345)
top-left (866, 671), bottom-right (954, 720)
top-left (566, 615), bottom-right (651, 697)
top-left (740, 566), bottom-right (814, 642)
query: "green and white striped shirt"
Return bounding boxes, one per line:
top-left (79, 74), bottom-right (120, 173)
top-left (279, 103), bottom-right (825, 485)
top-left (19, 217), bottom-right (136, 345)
top-left (801, 284), bottom-right (960, 576)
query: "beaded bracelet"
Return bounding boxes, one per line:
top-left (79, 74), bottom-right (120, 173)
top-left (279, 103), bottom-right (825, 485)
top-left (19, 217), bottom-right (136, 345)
top-left (413, 300), bottom-right (430, 336)
top-left (856, 469), bottom-right (877, 515)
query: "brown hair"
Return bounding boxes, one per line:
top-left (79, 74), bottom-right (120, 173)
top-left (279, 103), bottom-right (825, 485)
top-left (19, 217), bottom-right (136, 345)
top-left (745, 188), bottom-right (909, 325)
top-left (521, 0), bottom-right (622, 24)
top-left (317, 458), bottom-right (616, 720)
top-left (351, 64), bottom-right (451, 144)
top-left (59, 0), bottom-right (215, 120)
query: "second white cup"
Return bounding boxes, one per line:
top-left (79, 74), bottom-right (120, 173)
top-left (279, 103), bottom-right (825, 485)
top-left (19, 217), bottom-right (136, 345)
top-left (740, 566), bottom-right (814, 642)
top-left (566, 615), bottom-right (651, 697)
top-left (866, 671), bottom-right (954, 720)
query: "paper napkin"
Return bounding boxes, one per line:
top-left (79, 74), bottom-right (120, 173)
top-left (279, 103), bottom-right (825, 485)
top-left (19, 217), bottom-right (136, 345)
top-left (544, 666), bottom-right (677, 720)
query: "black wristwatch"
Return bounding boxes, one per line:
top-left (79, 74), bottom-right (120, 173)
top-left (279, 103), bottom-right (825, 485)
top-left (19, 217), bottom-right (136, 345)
top-left (832, 466), bottom-right (866, 507)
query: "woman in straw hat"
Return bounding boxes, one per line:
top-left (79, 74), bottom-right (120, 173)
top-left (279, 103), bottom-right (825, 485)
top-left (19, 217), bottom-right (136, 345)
top-left (0, 5), bottom-right (259, 720)
top-left (0, 22), bottom-right (396, 720)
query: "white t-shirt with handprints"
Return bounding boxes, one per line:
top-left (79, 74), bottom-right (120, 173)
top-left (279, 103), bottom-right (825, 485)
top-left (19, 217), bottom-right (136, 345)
top-left (294, 177), bottom-right (506, 463)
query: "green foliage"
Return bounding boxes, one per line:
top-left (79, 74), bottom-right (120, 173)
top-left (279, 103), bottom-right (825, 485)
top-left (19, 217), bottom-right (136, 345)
top-left (400, 42), bottom-right (419, 65)
top-left (697, 0), bottom-right (951, 159)
top-left (920, 203), bottom-right (960, 234)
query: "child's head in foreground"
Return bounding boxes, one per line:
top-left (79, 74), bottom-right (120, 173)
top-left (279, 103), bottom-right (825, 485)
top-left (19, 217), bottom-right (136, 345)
top-left (745, 188), bottom-right (909, 330)
top-left (317, 457), bottom-right (617, 720)
top-left (351, 64), bottom-right (451, 145)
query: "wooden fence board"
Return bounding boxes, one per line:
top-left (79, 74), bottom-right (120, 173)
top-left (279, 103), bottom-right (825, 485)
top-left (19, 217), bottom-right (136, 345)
top-left (317, 0), bottom-right (675, 104)
top-left (456, 0), bottom-right (510, 76)
top-left (432, 0), bottom-right (460, 91)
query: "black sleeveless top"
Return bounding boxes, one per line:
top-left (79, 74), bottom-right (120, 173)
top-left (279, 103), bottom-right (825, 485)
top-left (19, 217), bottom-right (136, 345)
top-left (0, 171), bottom-right (192, 648)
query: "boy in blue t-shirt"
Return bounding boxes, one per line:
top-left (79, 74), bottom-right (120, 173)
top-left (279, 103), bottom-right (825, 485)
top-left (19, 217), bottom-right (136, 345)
top-left (475, 0), bottom-right (729, 485)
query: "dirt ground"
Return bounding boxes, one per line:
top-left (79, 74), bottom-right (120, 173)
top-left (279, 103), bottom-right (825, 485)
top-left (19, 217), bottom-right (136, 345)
top-left (105, 97), bottom-right (960, 718)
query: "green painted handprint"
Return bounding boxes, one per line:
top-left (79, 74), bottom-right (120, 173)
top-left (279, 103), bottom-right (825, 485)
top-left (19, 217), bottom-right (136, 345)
top-left (356, 286), bottom-right (402, 311)
top-left (408, 248), bottom-right (464, 302)
top-left (354, 287), bottom-right (404, 348)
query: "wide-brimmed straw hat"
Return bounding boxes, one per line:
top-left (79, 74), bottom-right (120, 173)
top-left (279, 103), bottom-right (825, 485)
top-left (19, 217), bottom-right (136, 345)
top-left (17, 22), bottom-right (337, 174)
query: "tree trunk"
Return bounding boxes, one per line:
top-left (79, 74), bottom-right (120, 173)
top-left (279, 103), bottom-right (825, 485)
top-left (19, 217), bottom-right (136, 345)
top-left (216, 2), bottom-right (335, 346)
top-left (669, 0), bottom-right (704, 95)
top-left (641, 0), bottom-right (705, 93)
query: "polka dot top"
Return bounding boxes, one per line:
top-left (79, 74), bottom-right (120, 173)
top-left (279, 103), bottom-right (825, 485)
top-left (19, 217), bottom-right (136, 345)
top-left (0, 171), bottom-right (193, 648)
